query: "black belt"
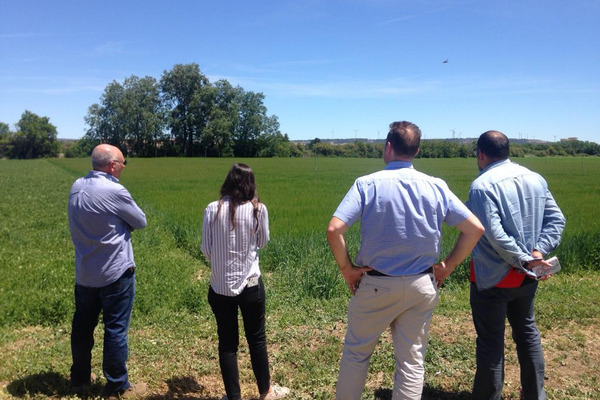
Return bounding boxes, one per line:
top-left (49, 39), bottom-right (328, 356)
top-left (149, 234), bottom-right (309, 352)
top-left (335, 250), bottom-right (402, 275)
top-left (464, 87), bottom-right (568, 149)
top-left (366, 267), bottom-right (433, 277)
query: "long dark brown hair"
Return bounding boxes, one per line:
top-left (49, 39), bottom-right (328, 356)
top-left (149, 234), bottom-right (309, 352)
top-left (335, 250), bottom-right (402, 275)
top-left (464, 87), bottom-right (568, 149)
top-left (217, 163), bottom-right (260, 231)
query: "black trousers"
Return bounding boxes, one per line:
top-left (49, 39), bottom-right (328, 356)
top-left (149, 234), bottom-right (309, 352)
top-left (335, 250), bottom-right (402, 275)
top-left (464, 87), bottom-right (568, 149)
top-left (208, 278), bottom-right (270, 400)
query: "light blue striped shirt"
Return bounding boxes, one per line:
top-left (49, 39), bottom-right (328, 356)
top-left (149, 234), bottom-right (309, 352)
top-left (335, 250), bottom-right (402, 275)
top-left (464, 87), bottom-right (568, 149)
top-left (201, 198), bottom-right (269, 296)
top-left (468, 159), bottom-right (565, 290)
top-left (68, 170), bottom-right (147, 287)
top-left (333, 161), bottom-right (472, 276)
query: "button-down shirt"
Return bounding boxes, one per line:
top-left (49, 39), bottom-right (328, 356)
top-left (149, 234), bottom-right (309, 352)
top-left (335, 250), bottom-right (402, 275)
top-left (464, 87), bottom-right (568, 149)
top-left (333, 161), bottom-right (472, 276)
top-left (68, 170), bottom-right (147, 287)
top-left (467, 159), bottom-right (565, 290)
top-left (201, 198), bottom-right (269, 296)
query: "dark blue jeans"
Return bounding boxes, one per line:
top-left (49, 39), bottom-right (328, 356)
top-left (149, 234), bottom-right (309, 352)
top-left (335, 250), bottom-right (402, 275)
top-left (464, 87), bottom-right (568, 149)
top-left (470, 281), bottom-right (546, 400)
top-left (71, 268), bottom-right (135, 395)
top-left (208, 278), bottom-right (270, 400)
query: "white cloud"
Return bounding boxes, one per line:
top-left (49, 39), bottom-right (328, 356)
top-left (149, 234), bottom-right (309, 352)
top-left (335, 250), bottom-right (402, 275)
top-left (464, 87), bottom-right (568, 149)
top-left (90, 41), bottom-right (127, 56)
top-left (0, 33), bottom-right (37, 39)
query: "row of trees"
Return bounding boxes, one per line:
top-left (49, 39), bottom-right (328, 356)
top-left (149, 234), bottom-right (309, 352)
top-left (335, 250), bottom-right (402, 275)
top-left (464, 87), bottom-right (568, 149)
top-left (74, 63), bottom-right (295, 158)
top-left (305, 138), bottom-right (600, 159)
top-left (305, 139), bottom-right (475, 159)
top-left (2, 111), bottom-right (598, 160)
top-left (0, 111), bottom-right (60, 159)
top-left (514, 140), bottom-right (600, 157)
top-left (415, 139), bottom-right (600, 158)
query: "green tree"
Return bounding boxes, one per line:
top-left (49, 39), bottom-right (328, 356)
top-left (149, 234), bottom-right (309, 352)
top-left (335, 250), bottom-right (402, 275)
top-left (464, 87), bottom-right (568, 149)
top-left (0, 122), bottom-right (11, 157)
top-left (308, 138), bottom-right (321, 150)
top-left (255, 116), bottom-right (291, 157)
top-left (84, 82), bottom-right (127, 147)
top-left (64, 137), bottom-right (99, 158)
top-left (160, 63), bottom-right (212, 156)
top-left (80, 63), bottom-right (285, 158)
top-left (203, 80), bottom-right (239, 157)
top-left (84, 76), bottom-right (164, 156)
top-left (120, 76), bottom-right (165, 157)
top-left (510, 146), bottom-right (525, 158)
top-left (8, 111), bottom-right (60, 159)
top-left (457, 142), bottom-right (472, 158)
top-left (354, 141), bottom-right (369, 158)
top-left (232, 90), bottom-right (267, 157)
top-left (0, 122), bottom-right (9, 138)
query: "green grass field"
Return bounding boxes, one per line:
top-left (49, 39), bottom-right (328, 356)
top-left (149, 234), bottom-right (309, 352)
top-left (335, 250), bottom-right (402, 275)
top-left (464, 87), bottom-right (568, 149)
top-left (1, 157), bottom-right (599, 399)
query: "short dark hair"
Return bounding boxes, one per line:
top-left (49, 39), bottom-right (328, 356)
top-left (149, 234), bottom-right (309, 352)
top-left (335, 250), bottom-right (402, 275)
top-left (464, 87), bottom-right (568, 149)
top-left (477, 131), bottom-right (509, 160)
top-left (386, 121), bottom-right (421, 158)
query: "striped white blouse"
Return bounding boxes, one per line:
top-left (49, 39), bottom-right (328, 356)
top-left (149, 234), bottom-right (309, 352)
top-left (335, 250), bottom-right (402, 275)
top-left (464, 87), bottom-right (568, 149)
top-left (201, 198), bottom-right (270, 296)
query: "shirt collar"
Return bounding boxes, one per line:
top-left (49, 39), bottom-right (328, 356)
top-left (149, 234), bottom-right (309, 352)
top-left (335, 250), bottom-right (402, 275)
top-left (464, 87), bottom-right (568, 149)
top-left (385, 160), bottom-right (414, 170)
top-left (88, 169), bottom-right (120, 182)
top-left (479, 158), bottom-right (511, 176)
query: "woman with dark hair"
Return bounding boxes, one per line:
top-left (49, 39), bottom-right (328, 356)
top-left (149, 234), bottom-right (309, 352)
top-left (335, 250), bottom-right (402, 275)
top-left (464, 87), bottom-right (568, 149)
top-left (201, 163), bottom-right (289, 400)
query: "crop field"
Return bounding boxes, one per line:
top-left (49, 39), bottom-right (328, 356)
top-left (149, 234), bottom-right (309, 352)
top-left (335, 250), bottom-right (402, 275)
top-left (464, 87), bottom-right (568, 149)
top-left (1, 156), bottom-right (599, 399)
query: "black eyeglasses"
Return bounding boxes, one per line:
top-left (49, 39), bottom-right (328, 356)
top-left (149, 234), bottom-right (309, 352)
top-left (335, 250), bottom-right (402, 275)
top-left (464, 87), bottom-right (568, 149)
top-left (112, 159), bottom-right (128, 166)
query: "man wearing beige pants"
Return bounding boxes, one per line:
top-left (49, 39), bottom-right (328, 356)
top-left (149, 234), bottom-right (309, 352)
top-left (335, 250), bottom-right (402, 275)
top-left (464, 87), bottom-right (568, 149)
top-left (327, 121), bottom-right (484, 399)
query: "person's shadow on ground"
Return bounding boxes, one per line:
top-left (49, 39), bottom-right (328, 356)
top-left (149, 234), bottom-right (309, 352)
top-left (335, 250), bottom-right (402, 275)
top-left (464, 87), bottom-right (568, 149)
top-left (6, 372), bottom-right (224, 399)
top-left (6, 370), bottom-right (101, 399)
top-left (7, 372), bottom-right (471, 399)
top-left (375, 386), bottom-right (471, 399)
top-left (145, 375), bottom-right (217, 399)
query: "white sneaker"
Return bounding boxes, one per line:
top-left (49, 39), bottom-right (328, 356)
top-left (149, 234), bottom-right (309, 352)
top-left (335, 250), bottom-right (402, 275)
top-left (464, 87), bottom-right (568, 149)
top-left (260, 384), bottom-right (290, 400)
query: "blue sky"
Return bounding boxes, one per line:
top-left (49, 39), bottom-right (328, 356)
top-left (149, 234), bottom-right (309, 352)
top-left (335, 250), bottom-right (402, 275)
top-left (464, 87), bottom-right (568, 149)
top-left (1, 0), bottom-right (599, 143)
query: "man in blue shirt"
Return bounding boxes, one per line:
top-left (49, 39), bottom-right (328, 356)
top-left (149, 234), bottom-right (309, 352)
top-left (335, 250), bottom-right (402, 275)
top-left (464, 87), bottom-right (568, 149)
top-left (68, 144), bottom-right (147, 399)
top-left (327, 121), bottom-right (484, 400)
top-left (468, 131), bottom-right (565, 400)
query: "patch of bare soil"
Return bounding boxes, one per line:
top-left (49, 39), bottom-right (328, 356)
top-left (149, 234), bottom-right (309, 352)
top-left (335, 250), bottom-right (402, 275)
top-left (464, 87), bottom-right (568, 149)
top-left (429, 313), bottom-right (600, 399)
top-left (542, 320), bottom-right (600, 394)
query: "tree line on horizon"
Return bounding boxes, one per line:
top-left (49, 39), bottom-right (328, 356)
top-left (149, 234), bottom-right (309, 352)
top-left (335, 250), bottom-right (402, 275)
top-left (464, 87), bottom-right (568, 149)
top-left (305, 137), bottom-right (600, 159)
top-left (2, 115), bottom-right (599, 160)
top-left (1, 63), bottom-right (599, 159)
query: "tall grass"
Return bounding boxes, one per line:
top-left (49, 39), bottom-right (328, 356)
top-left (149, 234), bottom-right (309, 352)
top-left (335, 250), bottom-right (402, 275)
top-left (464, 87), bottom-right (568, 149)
top-left (0, 160), bottom-right (75, 326)
top-left (1, 156), bottom-right (599, 399)
top-left (2, 156), bottom-right (598, 326)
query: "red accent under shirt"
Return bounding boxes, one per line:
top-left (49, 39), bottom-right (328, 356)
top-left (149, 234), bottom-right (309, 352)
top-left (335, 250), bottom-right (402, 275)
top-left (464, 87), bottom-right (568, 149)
top-left (470, 259), bottom-right (525, 288)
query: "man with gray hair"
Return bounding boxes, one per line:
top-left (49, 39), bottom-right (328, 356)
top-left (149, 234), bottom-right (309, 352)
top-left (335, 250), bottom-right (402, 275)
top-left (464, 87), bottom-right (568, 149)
top-left (68, 144), bottom-right (147, 398)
